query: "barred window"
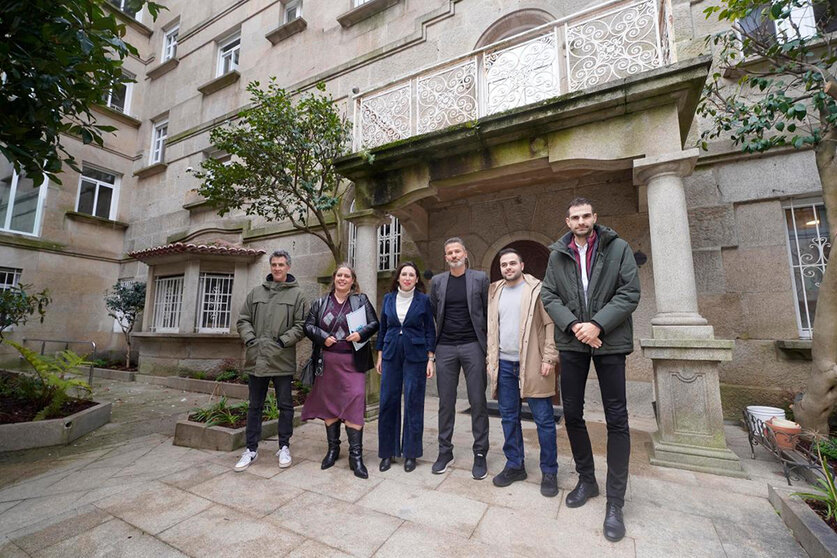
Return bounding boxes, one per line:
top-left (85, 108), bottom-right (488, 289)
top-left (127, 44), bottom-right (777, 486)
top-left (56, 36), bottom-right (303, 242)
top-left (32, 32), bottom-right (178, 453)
top-left (196, 273), bottom-right (234, 332)
top-left (0, 267), bottom-right (22, 291)
top-left (784, 200), bottom-right (831, 338)
top-left (152, 275), bottom-right (184, 332)
top-left (377, 215), bottom-right (401, 272)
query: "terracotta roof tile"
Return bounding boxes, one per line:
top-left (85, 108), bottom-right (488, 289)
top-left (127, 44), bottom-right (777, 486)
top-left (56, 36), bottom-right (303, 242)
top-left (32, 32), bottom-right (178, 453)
top-left (129, 241), bottom-right (265, 262)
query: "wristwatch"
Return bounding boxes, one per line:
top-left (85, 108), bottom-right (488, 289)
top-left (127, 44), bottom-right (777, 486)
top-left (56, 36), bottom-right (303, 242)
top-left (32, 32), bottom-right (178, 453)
top-left (428, 355), bottom-right (436, 363)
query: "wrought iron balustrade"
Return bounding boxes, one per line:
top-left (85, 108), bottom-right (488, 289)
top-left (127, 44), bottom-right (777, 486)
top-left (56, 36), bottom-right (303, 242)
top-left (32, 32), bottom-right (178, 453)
top-left (353, 0), bottom-right (675, 151)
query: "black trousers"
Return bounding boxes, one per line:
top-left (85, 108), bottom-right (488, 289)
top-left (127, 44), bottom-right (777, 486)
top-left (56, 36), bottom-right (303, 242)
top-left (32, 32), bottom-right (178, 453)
top-left (245, 375), bottom-right (294, 452)
top-left (560, 351), bottom-right (630, 508)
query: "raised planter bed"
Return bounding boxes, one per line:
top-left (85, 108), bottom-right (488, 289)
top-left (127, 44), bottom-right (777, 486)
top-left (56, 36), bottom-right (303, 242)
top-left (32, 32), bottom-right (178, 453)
top-left (0, 401), bottom-right (112, 451)
top-left (173, 405), bottom-right (304, 451)
top-left (160, 376), bottom-right (249, 400)
top-left (769, 485), bottom-right (837, 558)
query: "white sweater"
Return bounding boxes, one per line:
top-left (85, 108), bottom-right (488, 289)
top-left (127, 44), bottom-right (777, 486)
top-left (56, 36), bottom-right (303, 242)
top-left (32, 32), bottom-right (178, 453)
top-left (396, 287), bottom-right (414, 323)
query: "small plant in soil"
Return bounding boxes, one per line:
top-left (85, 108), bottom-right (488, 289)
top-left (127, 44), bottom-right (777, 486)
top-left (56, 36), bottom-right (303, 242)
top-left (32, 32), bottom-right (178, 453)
top-left (0, 341), bottom-right (95, 424)
top-left (795, 446), bottom-right (837, 534)
top-left (188, 395), bottom-right (279, 429)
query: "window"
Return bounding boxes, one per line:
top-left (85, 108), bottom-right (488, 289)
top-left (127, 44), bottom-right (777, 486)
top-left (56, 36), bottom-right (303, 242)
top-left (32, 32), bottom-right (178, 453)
top-left (0, 156), bottom-right (47, 236)
top-left (108, 0), bottom-right (141, 20)
top-left (784, 199), bottom-right (831, 338)
top-left (163, 26), bottom-right (179, 61)
top-left (150, 120), bottom-right (168, 164)
top-left (76, 166), bottom-right (118, 220)
top-left (217, 34), bottom-right (241, 76)
top-left (377, 215), bottom-right (401, 271)
top-left (738, 1), bottom-right (837, 52)
top-left (103, 80), bottom-right (132, 114)
top-left (196, 273), bottom-right (234, 332)
top-left (353, 0), bottom-right (372, 6)
top-left (346, 203), bottom-right (403, 272)
top-left (152, 275), bottom-right (184, 332)
top-left (0, 267), bottom-right (22, 291)
top-left (284, 0), bottom-right (302, 23)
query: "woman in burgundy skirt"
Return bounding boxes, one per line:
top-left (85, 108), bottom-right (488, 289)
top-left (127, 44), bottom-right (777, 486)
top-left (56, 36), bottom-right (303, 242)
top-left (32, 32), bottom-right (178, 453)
top-left (301, 263), bottom-right (379, 478)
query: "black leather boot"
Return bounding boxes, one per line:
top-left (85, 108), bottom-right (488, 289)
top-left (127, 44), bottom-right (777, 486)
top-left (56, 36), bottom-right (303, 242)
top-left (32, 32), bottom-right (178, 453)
top-left (345, 426), bottom-right (368, 479)
top-left (321, 421), bottom-right (341, 470)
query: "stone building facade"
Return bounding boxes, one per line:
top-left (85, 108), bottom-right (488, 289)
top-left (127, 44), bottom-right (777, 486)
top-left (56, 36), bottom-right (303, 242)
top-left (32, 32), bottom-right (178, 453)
top-left (1, 0), bottom-right (830, 444)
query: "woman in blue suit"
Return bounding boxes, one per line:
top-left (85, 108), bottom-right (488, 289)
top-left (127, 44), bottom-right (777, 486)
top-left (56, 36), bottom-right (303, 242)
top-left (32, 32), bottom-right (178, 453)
top-left (375, 261), bottom-right (436, 472)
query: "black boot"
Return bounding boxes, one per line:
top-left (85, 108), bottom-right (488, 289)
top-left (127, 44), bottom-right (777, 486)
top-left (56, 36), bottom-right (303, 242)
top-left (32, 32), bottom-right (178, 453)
top-left (321, 421), bottom-right (341, 470)
top-left (345, 426), bottom-right (368, 479)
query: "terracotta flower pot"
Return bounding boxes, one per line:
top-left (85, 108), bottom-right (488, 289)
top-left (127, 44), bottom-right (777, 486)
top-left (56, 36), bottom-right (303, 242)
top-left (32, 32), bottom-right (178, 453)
top-left (766, 417), bottom-right (802, 451)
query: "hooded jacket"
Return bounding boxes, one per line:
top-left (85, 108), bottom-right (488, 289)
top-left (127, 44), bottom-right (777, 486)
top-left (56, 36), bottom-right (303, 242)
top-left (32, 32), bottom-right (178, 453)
top-left (486, 273), bottom-right (558, 399)
top-left (540, 224), bottom-right (640, 355)
top-left (237, 273), bottom-right (307, 377)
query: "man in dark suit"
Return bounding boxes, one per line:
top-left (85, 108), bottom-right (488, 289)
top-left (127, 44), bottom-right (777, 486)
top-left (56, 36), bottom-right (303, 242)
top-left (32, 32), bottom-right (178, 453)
top-left (429, 237), bottom-right (491, 479)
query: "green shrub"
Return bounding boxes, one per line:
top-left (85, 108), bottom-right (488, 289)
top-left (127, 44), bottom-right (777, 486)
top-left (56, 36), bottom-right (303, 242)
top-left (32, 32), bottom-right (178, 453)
top-left (188, 394), bottom-right (277, 427)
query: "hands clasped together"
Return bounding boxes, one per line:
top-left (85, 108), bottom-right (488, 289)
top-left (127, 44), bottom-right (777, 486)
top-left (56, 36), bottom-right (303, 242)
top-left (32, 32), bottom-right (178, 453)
top-left (572, 321), bottom-right (602, 349)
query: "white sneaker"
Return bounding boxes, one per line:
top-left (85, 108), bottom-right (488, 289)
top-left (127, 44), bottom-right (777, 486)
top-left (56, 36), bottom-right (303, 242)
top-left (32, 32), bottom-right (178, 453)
top-left (277, 445), bottom-right (292, 468)
top-left (234, 449), bottom-right (258, 472)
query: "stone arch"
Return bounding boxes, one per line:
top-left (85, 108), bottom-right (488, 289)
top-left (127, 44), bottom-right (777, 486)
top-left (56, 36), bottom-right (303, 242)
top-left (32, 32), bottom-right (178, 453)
top-left (474, 9), bottom-right (556, 49)
top-left (481, 231), bottom-right (554, 282)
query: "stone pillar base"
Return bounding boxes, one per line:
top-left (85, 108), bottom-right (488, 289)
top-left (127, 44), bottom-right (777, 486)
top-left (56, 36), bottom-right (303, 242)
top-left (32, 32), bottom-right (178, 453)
top-left (642, 337), bottom-right (745, 478)
top-left (649, 431), bottom-right (747, 478)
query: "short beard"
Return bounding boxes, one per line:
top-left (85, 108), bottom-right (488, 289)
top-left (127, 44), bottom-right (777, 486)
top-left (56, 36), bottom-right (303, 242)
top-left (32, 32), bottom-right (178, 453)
top-left (448, 260), bottom-right (465, 269)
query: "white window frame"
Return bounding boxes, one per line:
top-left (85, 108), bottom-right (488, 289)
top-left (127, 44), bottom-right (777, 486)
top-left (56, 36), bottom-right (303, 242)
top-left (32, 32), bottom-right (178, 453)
top-left (0, 163), bottom-right (48, 237)
top-left (783, 197), bottom-right (831, 339)
top-left (76, 166), bottom-right (119, 220)
top-left (152, 275), bottom-right (184, 333)
top-left (162, 26), bottom-right (179, 61)
top-left (353, 0), bottom-right (372, 6)
top-left (738, 0), bottom-right (819, 50)
top-left (196, 273), bottom-right (234, 332)
top-left (217, 34), bottom-right (241, 77)
top-left (0, 267), bottom-right (22, 291)
top-left (150, 119), bottom-right (168, 164)
top-left (377, 215), bottom-right (402, 272)
top-left (103, 80), bottom-right (133, 115)
top-left (284, 0), bottom-right (302, 23)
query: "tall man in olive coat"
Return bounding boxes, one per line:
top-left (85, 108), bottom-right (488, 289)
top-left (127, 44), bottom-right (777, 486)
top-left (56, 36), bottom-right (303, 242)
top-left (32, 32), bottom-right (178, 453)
top-left (541, 198), bottom-right (640, 542)
top-left (234, 249), bottom-right (307, 472)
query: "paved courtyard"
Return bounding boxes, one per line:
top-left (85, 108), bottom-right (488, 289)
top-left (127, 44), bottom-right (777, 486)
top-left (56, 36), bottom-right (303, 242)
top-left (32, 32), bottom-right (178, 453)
top-left (0, 377), bottom-right (809, 557)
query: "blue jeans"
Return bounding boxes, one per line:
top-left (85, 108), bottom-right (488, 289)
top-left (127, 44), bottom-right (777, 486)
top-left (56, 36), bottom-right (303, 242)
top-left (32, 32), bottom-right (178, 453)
top-left (497, 359), bottom-right (558, 474)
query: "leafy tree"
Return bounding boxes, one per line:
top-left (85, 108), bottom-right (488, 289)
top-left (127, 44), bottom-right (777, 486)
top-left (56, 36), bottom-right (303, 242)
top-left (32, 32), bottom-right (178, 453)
top-left (0, 284), bottom-right (51, 339)
top-left (105, 280), bottom-right (146, 368)
top-left (193, 80), bottom-right (352, 263)
top-left (699, 0), bottom-right (836, 432)
top-left (0, 0), bottom-right (164, 185)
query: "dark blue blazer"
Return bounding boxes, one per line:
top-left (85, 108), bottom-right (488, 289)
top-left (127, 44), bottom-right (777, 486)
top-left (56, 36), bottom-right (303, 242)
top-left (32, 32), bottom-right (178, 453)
top-left (376, 291), bottom-right (436, 363)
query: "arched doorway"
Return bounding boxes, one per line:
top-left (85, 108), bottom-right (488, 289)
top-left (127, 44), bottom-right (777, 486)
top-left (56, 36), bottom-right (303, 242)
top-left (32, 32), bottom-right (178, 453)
top-left (489, 240), bottom-right (550, 282)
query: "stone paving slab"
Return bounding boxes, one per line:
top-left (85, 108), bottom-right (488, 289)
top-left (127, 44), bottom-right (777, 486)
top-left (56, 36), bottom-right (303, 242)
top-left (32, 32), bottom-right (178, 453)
top-left (0, 377), bottom-right (812, 557)
top-left (157, 504), bottom-right (305, 557)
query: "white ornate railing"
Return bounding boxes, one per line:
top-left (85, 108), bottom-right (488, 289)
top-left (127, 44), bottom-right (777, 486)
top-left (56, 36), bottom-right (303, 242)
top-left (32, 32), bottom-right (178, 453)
top-left (353, 0), bottom-right (675, 150)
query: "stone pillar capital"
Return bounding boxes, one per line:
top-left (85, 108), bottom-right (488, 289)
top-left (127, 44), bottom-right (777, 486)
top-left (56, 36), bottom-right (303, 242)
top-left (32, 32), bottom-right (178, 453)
top-left (633, 148), bottom-right (699, 186)
top-left (347, 208), bottom-right (387, 228)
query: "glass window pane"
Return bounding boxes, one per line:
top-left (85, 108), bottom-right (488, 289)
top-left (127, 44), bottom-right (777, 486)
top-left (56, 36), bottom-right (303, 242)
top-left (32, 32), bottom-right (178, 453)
top-left (9, 173), bottom-right (39, 233)
top-left (109, 83), bottom-right (127, 113)
top-left (78, 180), bottom-right (97, 215)
top-left (95, 186), bottom-right (113, 219)
top-left (82, 167), bottom-right (116, 184)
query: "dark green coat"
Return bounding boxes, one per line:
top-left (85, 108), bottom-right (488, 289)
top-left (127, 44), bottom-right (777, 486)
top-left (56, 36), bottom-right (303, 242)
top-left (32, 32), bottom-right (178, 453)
top-left (540, 225), bottom-right (640, 355)
top-left (237, 274), bottom-right (307, 377)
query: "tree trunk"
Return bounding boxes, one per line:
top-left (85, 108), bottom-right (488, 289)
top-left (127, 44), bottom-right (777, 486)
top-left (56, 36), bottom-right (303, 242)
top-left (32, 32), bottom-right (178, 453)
top-left (793, 136), bottom-right (837, 434)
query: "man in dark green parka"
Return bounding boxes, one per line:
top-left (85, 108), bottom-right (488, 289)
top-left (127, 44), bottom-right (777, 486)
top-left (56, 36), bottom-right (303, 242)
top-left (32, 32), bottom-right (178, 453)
top-left (541, 198), bottom-right (640, 543)
top-left (234, 250), bottom-right (306, 472)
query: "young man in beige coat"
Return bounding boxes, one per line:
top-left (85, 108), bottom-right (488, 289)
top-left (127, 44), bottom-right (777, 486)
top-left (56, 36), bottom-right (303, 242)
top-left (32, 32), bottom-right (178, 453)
top-left (486, 248), bottom-right (559, 497)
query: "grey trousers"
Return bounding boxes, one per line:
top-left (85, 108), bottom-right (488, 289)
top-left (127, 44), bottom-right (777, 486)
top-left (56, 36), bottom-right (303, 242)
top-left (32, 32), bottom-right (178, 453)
top-left (435, 341), bottom-right (489, 456)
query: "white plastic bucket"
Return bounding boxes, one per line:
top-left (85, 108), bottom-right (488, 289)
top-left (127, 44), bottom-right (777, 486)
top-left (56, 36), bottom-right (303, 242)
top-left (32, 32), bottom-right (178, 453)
top-left (746, 406), bottom-right (786, 424)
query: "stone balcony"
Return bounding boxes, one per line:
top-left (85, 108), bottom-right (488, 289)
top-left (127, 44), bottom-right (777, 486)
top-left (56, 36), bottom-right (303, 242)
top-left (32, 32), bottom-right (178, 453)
top-left (351, 0), bottom-right (675, 151)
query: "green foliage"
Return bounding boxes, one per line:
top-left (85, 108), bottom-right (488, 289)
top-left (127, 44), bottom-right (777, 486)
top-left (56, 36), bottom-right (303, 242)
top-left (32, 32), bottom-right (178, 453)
top-left (0, 0), bottom-right (164, 185)
top-left (698, 0), bottom-right (837, 154)
top-left (292, 378), bottom-right (311, 396)
top-left (188, 394), bottom-right (277, 427)
top-left (816, 438), bottom-right (837, 461)
top-left (4, 340), bottom-right (92, 421)
top-left (193, 80), bottom-right (352, 263)
top-left (0, 283), bottom-right (51, 338)
top-left (215, 369), bottom-right (241, 383)
top-left (795, 445), bottom-right (837, 521)
top-left (105, 280), bottom-right (146, 368)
